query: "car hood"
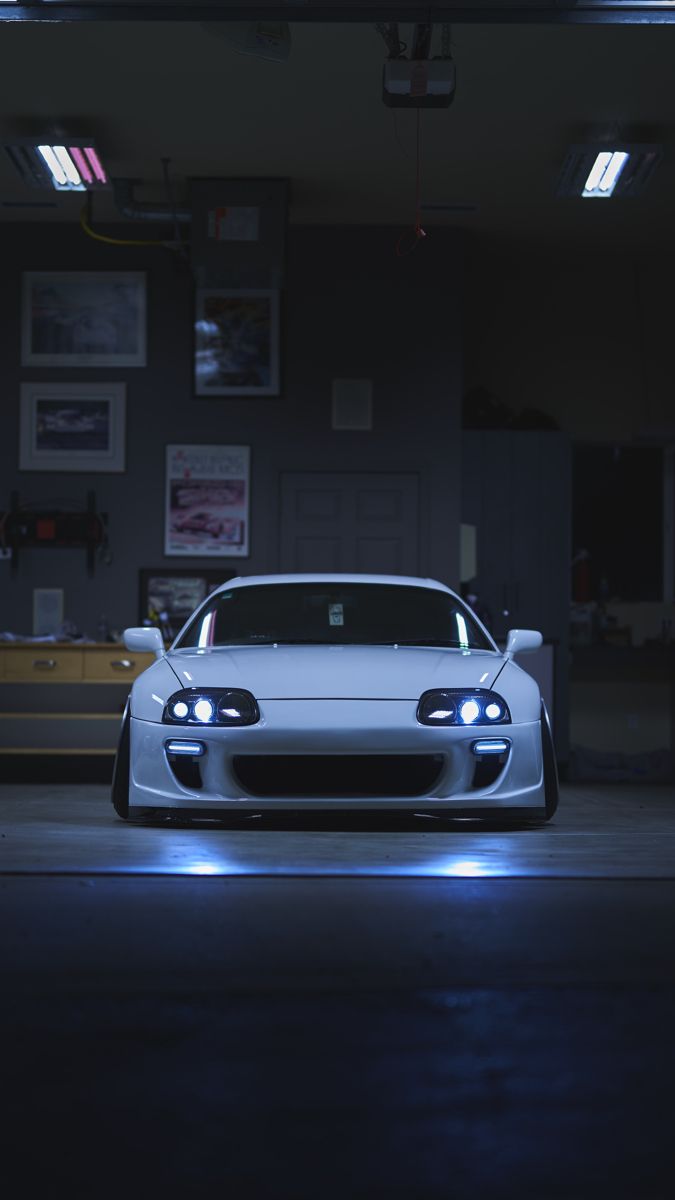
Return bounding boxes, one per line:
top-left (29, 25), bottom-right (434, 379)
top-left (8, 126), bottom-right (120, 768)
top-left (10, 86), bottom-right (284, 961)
top-left (166, 644), bottom-right (504, 699)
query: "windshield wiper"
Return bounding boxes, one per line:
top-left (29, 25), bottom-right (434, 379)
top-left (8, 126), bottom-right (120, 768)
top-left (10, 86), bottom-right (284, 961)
top-left (392, 639), bottom-right (465, 648)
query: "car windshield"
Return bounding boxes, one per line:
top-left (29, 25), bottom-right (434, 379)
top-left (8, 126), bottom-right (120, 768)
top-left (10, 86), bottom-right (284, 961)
top-left (175, 582), bottom-right (493, 650)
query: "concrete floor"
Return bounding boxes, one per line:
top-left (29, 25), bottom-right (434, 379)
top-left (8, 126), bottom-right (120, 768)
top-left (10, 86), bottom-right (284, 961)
top-left (2, 782), bottom-right (675, 1197)
top-left (2, 780), bottom-right (675, 876)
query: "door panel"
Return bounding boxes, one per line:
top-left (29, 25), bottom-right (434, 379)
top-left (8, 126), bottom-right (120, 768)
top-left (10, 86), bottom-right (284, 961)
top-left (295, 537), bottom-right (342, 572)
top-left (355, 537), bottom-right (402, 574)
top-left (356, 490), bottom-right (402, 522)
top-left (296, 490), bottom-right (341, 520)
top-left (281, 473), bottom-right (419, 575)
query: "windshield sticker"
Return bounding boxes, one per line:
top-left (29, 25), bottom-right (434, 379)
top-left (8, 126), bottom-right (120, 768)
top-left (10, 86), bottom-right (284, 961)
top-left (328, 603), bottom-right (344, 626)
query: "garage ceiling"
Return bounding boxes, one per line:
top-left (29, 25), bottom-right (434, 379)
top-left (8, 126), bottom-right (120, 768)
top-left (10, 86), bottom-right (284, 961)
top-left (0, 13), bottom-right (673, 247)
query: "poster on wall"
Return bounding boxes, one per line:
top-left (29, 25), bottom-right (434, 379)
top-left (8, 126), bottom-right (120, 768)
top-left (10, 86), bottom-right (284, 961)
top-left (194, 289), bottom-right (279, 396)
top-left (165, 444), bottom-right (250, 557)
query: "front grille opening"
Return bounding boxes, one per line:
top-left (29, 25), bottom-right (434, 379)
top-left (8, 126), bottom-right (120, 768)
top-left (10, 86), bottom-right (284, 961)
top-left (168, 756), bottom-right (203, 790)
top-left (471, 756), bottom-right (507, 790)
top-left (232, 754), bottom-right (445, 798)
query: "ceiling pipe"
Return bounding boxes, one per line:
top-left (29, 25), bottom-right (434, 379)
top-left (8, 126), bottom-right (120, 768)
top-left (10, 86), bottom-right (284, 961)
top-left (112, 177), bottom-right (190, 224)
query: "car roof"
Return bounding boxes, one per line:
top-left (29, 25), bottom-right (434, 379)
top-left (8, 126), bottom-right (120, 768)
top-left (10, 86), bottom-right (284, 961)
top-left (210, 573), bottom-right (456, 595)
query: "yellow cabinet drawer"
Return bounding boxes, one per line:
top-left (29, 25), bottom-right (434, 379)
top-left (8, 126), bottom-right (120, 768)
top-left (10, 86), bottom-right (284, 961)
top-left (4, 647), bottom-right (84, 682)
top-left (83, 648), bottom-right (155, 682)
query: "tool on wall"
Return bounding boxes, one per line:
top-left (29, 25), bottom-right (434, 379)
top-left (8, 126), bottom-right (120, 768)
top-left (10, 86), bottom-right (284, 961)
top-left (0, 491), bottom-right (108, 575)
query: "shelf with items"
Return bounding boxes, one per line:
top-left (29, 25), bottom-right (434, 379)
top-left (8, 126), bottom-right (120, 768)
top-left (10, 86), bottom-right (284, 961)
top-left (0, 642), bottom-right (155, 756)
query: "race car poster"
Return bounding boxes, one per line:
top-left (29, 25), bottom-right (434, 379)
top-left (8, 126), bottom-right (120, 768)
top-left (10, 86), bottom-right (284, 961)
top-left (164, 444), bottom-right (250, 557)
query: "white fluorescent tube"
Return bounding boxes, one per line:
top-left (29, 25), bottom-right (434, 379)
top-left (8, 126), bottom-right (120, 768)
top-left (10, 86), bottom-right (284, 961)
top-left (52, 145), bottom-right (81, 186)
top-left (583, 151), bottom-right (613, 195)
top-left (37, 145), bottom-right (68, 187)
top-left (599, 151), bottom-right (629, 194)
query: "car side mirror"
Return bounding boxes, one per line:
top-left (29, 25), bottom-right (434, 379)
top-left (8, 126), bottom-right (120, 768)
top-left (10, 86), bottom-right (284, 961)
top-left (123, 626), bottom-right (165, 660)
top-left (505, 628), bottom-right (543, 658)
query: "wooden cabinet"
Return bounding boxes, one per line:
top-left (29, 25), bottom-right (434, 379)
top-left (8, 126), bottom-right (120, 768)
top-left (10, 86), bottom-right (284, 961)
top-left (4, 647), bottom-right (85, 682)
top-left (0, 642), bottom-right (156, 757)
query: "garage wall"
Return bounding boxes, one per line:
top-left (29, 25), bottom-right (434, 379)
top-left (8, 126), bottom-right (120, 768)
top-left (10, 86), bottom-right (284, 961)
top-left (0, 224), bottom-right (461, 637)
top-left (464, 239), bottom-right (675, 444)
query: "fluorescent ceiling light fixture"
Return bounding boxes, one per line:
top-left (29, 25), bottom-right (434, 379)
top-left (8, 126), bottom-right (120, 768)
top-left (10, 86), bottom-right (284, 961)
top-left (5, 139), bottom-right (109, 192)
top-left (52, 146), bottom-right (82, 187)
top-left (557, 142), bottom-right (662, 199)
top-left (37, 146), bottom-right (68, 187)
top-left (582, 150), bottom-right (629, 198)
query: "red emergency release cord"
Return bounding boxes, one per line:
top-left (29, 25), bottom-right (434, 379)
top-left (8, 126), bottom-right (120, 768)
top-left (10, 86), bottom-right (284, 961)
top-left (396, 108), bottom-right (427, 256)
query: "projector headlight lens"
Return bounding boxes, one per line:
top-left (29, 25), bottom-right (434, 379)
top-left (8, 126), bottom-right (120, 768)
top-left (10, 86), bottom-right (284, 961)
top-left (459, 699), bottom-right (481, 725)
top-left (193, 698), bottom-right (215, 723)
top-left (163, 688), bottom-right (260, 727)
top-left (417, 689), bottom-right (511, 727)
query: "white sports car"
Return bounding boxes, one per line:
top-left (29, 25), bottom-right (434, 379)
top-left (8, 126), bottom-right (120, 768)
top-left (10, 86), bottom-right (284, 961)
top-left (112, 573), bottom-right (559, 824)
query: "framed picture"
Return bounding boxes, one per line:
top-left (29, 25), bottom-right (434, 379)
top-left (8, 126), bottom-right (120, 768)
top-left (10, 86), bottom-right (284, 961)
top-left (165, 444), bottom-right (250, 557)
top-left (139, 568), bottom-right (232, 639)
top-left (19, 381), bottom-right (126, 472)
top-left (33, 588), bottom-right (64, 637)
top-left (194, 288), bottom-right (279, 396)
top-left (21, 271), bottom-right (146, 367)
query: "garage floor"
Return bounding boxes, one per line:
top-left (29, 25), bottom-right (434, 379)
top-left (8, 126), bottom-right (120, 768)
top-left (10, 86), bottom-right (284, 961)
top-left (2, 782), bottom-right (675, 1198)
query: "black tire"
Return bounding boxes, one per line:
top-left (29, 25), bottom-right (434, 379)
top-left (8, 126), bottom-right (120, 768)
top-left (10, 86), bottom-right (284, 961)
top-left (111, 700), bottom-right (131, 820)
top-left (541, 699), bottom-right (559, 821)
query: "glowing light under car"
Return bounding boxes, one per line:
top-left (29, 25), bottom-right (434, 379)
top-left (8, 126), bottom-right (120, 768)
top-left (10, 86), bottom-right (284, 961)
top-left (442, 860), bottom-right (488, 877)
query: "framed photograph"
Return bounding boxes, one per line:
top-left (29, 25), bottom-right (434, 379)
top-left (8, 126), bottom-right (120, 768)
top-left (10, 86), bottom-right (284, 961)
top-left (19, 382), bottom-right (126, 472)
top-left (195, 288), bottom-right (279, 396)
top-left (21, 271), bottom-right (146, 367)
top-left (165, 444), bottom-right (250, 558)
top-left (139, 568), bottom-right (232, 639)
top-left (33, 588), bottom-right (64, 637)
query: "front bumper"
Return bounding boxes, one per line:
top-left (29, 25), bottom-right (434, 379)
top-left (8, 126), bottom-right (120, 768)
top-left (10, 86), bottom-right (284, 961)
top-left (128, 700), bottom-right (545, 812)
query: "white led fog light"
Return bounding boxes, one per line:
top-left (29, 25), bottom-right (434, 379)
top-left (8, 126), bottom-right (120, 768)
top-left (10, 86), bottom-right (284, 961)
top-left (472, 739), bottom-right (510, 755)
top-left (165, 740), bottom-right (206, 756)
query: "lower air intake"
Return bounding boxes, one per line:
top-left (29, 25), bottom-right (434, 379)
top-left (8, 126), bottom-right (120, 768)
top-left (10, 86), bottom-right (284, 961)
top-left (232, 754), bottom-right (444, 798)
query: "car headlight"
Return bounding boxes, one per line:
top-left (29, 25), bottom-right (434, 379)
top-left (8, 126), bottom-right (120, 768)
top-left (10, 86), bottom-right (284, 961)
top-left (163, 688), bottom-right (260, 727)
top-left (417, 689), bottom-right (511, 726)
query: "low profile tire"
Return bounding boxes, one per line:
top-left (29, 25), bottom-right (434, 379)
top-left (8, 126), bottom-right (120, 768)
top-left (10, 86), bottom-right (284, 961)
top-left (111, 701), bottom-right (131, 820)
top-left (541, 699), bottom-right (559, 821)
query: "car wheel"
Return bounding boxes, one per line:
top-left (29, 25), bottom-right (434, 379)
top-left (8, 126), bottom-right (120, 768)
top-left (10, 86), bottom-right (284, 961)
top-left (540, 699), bottom-right (560, 821)
top-left (111, 701), bottom-right (131, 819)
